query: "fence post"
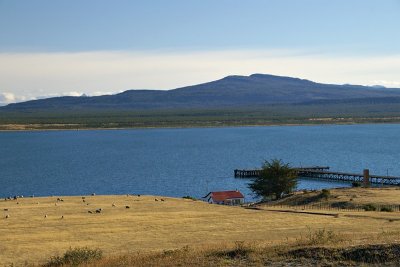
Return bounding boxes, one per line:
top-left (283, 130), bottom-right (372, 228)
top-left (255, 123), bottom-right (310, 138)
top-left (363, 169), bottom-right (370, 187)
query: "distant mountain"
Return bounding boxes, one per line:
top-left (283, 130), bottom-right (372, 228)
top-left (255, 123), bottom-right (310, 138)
top-left (3, 74), bottom-right (400, 111)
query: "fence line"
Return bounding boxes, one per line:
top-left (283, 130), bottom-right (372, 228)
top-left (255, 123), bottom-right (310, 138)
top-left (262, 202), bottom-right (400, 212)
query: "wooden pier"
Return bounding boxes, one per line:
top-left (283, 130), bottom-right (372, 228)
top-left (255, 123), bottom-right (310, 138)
top-left (234, 166), bottom-right (330, 178)
top-left (234, 166), bottom-right (400, 186)
top-left (298, 169), bottom-right (400, 185)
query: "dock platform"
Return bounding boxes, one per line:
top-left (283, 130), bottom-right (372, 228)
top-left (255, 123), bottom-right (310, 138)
top-left (234, 166), bottom-right (400, 185)
top-left (234, 166), bottom-right (329, 178)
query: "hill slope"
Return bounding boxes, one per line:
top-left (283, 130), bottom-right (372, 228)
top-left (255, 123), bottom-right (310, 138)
top-left (3, 74), bottom-right (400, 111)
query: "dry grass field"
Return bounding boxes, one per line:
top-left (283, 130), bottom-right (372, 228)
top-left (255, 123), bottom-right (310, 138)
top-left (271, 187), bottom-right (400, 206)
top-left (2, 188), bottom-right (400, 266)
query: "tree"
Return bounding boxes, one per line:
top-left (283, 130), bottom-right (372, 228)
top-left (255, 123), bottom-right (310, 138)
top-left (248, 159), bottom-right (297, 200)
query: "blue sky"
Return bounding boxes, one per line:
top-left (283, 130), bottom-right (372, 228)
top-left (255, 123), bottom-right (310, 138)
top-left (0, 0), bottom-right (400, 104)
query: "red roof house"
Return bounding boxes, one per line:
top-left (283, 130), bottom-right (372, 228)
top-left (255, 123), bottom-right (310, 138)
top-left (203, 190), bottom-right (245, 205)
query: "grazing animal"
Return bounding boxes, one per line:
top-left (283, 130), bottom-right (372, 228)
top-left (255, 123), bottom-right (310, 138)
top-left (83, 199), bottom-right (86, 202)
top-left (112, 203), bottom-right (116, 207)
top-left (44, 215), bottom-right (48, 218)
top-left (16, 202), bottom-right (19, 205)
top-left (61, 215), bottom-right (64, 219)
top-left (138, 194), bottom-right (141, 197)
top-left (161, 199), bottom-right (165, 202)
top-left (82, 197), bottom-right (86, 199)
top-left (155, 198), bottom-right (159, 201)
top-left (3, 209), bottom-right (8, 211)
top-left (88, 211), bottom-right (93, 214)
top-left (5, 214), bottom-right (9, 219)
top-left (95, 208), bottom-right (102, 213)
top-left (125, 206), bottom-right (130, 209)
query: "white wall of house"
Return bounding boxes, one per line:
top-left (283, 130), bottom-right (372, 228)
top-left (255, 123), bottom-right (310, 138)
top-left (203, 192), bottom-right (245, 205)
top-left (223, 198), bottom-right (244, 205)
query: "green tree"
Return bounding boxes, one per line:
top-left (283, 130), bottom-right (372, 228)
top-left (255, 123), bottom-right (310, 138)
top-left (248, 159), bottom-right (297, 200)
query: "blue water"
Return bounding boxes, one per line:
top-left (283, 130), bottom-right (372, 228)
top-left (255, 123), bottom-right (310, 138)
top-left (1, 124), bottom-right (399, 200)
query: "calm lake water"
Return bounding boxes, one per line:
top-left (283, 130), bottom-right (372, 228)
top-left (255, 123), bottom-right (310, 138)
top-left (1, 124), bottom-right (399, 200)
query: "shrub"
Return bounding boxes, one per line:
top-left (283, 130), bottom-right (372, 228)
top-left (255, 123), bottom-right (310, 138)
top-left (299, 228), bottom-right (342, 246)
top-left (380, 206), bottom-right (393, 212)
top-left (43, 247), bottom-right (102, 267)
top-left (363, 204), bottom-right (377, 211)
top-left (182, 196), bottom-right (196, 201)
top-left (230, 241), bottom-right (250, 259)
top-left (331, 201), bottom-right (356, 209)
top-left (212, 241), bottom-right (253, 259)
top-left (320, 189), bottom-right (331, 200)
top-left (352, 182), bottom-right (362, 187)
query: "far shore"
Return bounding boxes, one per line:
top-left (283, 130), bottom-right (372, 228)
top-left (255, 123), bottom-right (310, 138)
top-left (2, 117), bottom-right (400, 131)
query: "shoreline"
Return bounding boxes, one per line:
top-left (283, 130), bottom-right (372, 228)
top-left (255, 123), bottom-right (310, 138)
top-left (1, 119), bottom-right (400, 132)
top-left (1, 186), bottom-right (391, 201)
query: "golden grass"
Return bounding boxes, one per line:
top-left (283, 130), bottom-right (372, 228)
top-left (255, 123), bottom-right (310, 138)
top-left (270, 186), bottom-right (400, 206)
top-left (2, 189), bottom-right (400, 265)
top-left (328, 187), bottom-right (400, 205)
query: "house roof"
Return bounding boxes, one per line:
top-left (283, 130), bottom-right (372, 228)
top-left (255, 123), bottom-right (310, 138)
top-left (204, 190), bottom-right (244, 202)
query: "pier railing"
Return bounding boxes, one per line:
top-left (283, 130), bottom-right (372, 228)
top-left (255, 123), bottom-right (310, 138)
top-left (234, 166), bottom-right (400, 186)
top-left (234, 166), bottom-right (329, 178)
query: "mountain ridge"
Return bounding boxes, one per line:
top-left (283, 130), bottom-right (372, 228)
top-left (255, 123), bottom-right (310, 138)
top-left (3, 73), bottom-right (400, 111)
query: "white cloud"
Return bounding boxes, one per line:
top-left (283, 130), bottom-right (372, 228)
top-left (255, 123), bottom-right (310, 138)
top-left (0, 92), bottom-right (15, 103)
top-left (0, 49), bottom-right (400, 104)
top-left (0, 92), bottom-right (30, 105)
top-left (370, 80), bottom-right (400, 87)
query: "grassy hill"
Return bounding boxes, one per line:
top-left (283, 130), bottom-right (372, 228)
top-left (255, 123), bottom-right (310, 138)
top-left (2, 188), bottom-right (400, 266)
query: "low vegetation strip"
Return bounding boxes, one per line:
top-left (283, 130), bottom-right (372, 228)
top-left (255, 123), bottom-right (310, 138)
top-left (287, 243), bottom-right (400, 264)
top-left (42, 242), bottom-right (400, 266)
top-left (3, 103), bottom-right (400, 130)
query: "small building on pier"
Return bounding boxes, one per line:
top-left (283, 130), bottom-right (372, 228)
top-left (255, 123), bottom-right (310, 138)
top-left (203, 190), bottom-right (244, 205)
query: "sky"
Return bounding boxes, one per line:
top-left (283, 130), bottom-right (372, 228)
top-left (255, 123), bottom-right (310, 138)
top-left (0, 0), bottom-right (400, 105)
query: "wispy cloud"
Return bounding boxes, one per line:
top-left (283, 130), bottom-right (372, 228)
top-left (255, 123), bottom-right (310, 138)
top-left (0, 92), bottom-right (16, 105)
top-left (1, 49), bottom-right (400, 104)
top-left (0, 92), bottom-right (32, 105)
top-left (371, 80), bottom-right (400, 87)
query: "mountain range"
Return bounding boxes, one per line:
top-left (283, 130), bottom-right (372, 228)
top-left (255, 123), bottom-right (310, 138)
top-left (3, 74), bottom-right (400, 111)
